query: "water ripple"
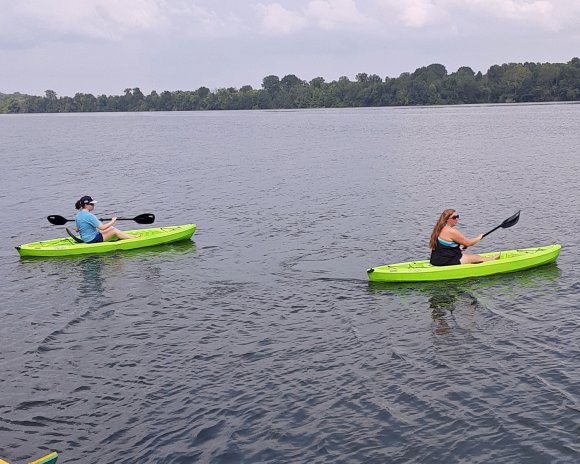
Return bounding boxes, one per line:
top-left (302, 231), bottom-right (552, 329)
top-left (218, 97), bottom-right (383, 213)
top-left (1, 107), bottom-right (580, 463)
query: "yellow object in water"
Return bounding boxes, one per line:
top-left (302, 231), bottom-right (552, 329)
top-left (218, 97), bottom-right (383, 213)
top-left (0, 452), bottom-right (58, 464)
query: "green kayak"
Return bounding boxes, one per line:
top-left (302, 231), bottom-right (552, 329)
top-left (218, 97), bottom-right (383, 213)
top-left (367, 245), bottom-right (561, 282)
top-left (16, 224), bottom-right (196, 257)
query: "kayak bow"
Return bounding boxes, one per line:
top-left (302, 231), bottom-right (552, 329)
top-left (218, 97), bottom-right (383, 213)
top-left (367, 245), bottom-right (561, 282)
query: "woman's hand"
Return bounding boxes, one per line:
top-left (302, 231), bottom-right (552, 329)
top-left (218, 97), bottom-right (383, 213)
top-left (464, 234), bottom-right (484, 249)
top-left (100, 217), bottom-right (117, 231)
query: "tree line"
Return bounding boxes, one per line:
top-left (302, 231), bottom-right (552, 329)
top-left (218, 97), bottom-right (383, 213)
top-left (1, 58), bottom-right (579, 114)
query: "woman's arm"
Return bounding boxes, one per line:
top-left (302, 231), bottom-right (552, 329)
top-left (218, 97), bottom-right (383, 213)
top-left (448, 229), bottom-right (483, 247)
top-left (98, 217), bottom-right (117, 231)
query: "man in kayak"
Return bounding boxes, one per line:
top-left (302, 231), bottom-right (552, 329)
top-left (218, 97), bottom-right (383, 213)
top-left (429, 209), bottom-right (499, 266)
top-left (75, 195), bottom-right (136, 243)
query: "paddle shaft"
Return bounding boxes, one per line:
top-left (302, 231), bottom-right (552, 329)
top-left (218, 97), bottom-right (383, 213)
top-left (463, 226), bottom-right (500, 249)
top-left (463, 227), bottom-right (501, 250)
top-left (482, 225), bottom-right (501, 238)
top-left (59, 217), bottom-right (140, 222)
top-left (52, 217), bottom-right (141, 223)
top-left (463, 211), bottom-right (520, 250)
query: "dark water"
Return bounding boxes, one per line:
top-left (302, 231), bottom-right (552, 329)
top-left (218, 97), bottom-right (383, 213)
top-left (1, 104), bottom-right (579, 463)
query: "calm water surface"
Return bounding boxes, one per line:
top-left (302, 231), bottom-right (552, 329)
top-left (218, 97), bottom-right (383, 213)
top-left (1, 105), bottom-right (579, 463)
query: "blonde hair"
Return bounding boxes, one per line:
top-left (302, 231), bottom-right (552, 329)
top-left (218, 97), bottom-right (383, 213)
top-left (429, 209), bottom-right (456, 250)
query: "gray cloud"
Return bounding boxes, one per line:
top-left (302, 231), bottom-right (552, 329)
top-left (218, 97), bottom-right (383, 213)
top-left (0, 0), bottom-right (578, 95)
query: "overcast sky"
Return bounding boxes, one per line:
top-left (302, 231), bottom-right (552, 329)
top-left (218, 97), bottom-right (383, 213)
top-left (1, 0), bottom-right (579, 96)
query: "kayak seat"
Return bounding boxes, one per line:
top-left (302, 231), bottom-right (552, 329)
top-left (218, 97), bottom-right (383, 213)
top-left (66, 228), bottom-right (84, 243)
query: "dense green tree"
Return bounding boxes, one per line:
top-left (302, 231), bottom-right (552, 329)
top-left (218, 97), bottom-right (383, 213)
top-left (256, 89), bottom-right (273, 109)
top-left (281, 74), bottom-right (302, 89)
top-left (310, 77), bottom-right (325, 89)
top-left (7, 99), bottom-right (21, 113)
top-left (237, 86), bottom-right (258, 109)
top-left (262, 75), bottom-right (281, 96)
top-left (445, 67), bottom-right (480, 103)
top-left (44, 89), bottom-right (59, 112)
top-left (393, 72), bottom-right (411, 105)
top-left (159, 91), bottom-right (173, 111)
top-left (145, 91), bottom-right (160, 110)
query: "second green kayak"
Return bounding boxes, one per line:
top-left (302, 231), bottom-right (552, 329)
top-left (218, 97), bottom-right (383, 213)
top-left (367, 245), bottom-right (561, 282)
top-left (17, 224), bottom-right (196, 257)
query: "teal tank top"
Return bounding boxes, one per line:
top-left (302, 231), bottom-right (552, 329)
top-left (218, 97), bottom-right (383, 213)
top-left (437, 237), bottom-right (459, 248)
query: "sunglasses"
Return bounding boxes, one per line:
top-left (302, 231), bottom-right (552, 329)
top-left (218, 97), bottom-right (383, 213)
top-left (451, 214), bottom-right (459, 219)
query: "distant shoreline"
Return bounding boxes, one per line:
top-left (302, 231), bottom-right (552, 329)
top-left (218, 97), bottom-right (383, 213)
top-left (2, 100), bottom-right (579, 117)
top-left (2, 59), bottom-right (578, 114)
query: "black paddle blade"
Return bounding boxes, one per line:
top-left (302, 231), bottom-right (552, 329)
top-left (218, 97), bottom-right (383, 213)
top-left (47, 215), bottom-right (69, 225)
top-left (482, 210), bottom-right (521, 239)
top-left (501, 210), bottom-right (520, 229)
top-left (134, 213), bottom-right (155, 224)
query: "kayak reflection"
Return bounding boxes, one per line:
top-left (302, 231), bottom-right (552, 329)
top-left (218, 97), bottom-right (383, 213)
top-left (78, 255), bottom-right (105, 298)
top-left (427, 285), bottom-right (480, 335)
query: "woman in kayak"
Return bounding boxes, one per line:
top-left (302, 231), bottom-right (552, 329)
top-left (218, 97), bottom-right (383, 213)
top-left (429, 209), bottom-right (499, 266)
top-left (75, 195), bottom-right (136, 243)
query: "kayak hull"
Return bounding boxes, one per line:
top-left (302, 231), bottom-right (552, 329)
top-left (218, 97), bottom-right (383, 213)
top-left (367, 245), bottom-right (561, 282)
top-left (16, 224), bottom-right (196, 257)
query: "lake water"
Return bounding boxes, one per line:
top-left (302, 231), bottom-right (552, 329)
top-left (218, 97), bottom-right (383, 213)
top-left (1, 104), bottom-right (579, 463)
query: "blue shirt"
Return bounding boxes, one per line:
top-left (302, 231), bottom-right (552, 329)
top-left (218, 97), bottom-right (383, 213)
top-left (75, 210), bottom-right (101, 242)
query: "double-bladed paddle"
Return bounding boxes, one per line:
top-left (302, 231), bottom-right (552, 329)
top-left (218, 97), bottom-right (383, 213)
top-left (47, 213), bottom-right (155, 226)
